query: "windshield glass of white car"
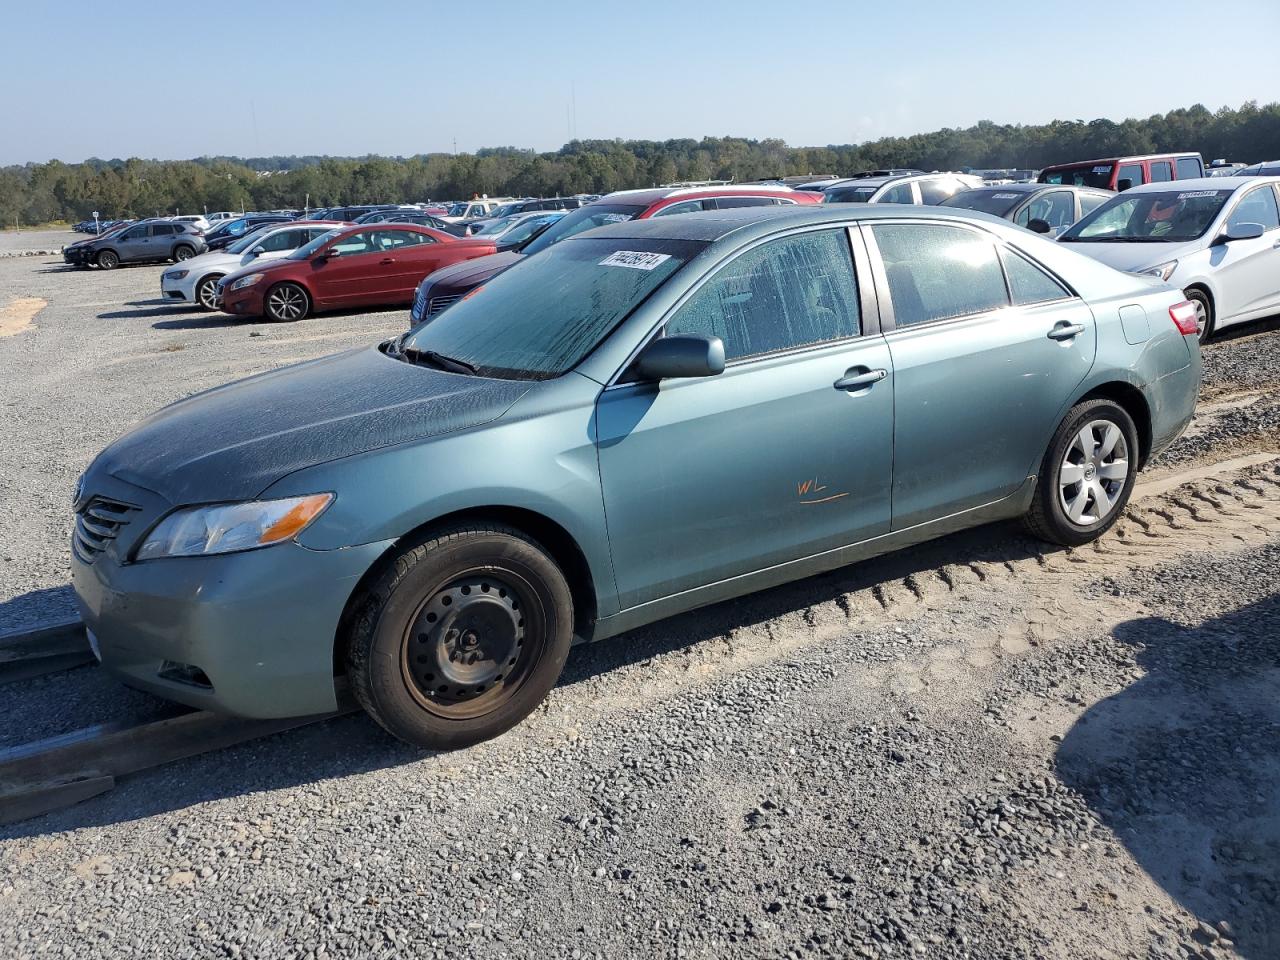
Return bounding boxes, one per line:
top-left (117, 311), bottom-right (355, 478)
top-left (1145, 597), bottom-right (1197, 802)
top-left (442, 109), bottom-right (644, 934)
top-left (1062, 189), bottom-right (1232, 243)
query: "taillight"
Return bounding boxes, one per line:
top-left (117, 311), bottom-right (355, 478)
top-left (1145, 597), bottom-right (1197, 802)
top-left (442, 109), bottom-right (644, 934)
top-left (1169, 301), bottom-right (1199, 337)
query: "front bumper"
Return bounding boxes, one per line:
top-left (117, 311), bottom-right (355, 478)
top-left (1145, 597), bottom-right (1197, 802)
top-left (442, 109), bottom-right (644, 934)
top-left (221, 284), bottom-right (266, 317)
top-left (72, 537), bottom-right (394, 718)
top-left (161, 273), bottom-right (197, 302)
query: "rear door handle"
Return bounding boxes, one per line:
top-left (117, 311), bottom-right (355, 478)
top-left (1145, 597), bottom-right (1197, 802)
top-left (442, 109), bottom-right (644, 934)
top-left (833, 367), bottom-right (887, 391)
top-left (1047, 322), bottom-right (1086, 341)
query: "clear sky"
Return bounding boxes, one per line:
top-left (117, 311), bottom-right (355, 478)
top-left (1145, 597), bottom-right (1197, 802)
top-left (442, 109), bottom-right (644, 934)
top-left (4, 0), bottom-right (1277, 165)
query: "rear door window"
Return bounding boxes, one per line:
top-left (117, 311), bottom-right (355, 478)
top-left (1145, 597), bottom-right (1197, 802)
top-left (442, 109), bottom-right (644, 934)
top-left (1149, 161), bottom-right (1173, 183)
top-left (1176, 157), bottom-right (1203, 179)
top-left (1003, 250), bottom-right (1070, 305)
top-left (651, 199), bottom-right (709, 217)
top-left (1079, 192), bottom-right (1109, 217)
top-left (665, 229), bottom-right (861, 361)
top-left (711, 196), bottom-right (777, 209)
top-left (917, 178), bottom-right (965, 205)
top-left (871, 223), bottom-right (1009, 327)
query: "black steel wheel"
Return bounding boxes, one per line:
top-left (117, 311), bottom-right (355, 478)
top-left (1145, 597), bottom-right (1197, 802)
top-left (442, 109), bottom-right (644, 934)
top-left (346, 524), bottom-right (574, 749)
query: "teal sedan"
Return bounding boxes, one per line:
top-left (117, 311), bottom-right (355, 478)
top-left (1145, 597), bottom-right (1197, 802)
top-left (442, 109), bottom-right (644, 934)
top-left (72, 206), bottom-right (1201, 749)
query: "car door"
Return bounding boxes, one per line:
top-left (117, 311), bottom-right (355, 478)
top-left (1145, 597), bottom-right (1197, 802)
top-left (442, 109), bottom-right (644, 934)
top-left (595, 227), bottom-right (894, 610)
top-left (1212, 184), bottom-right (1280, 321)
top-left (253, 227), bottom-right (308, 263)
top-left (308, 229), bottom-right (384, 307)
top-left (113, 224), bottom-right (148, 261)
top-left (370, 229), bottom-right (438, 300)
top-left (1015, 190), bottom-right (1076, 237)
top-left (864, 220), bottom-right (1096, 529)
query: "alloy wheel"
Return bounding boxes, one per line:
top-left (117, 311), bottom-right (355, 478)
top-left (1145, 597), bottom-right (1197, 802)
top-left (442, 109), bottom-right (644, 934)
top-left (1058, 419), bottom-right (1129, 525)
top-left (175, 246), bottom-right (194, 261)
top-left (267, 285), bottom-right (306, 321)
top-left (197, 277), bottom-right (220, 310)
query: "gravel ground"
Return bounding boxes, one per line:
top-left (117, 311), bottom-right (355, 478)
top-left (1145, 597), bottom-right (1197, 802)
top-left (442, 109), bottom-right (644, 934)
top-left (2, 256), bottom-right (1280, 959)
top-left (0, 229), bottom-right (76, 256)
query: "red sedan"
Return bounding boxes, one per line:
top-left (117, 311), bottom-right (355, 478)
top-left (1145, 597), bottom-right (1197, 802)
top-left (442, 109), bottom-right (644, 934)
top-left (218, 224), bottom-right (496, 321)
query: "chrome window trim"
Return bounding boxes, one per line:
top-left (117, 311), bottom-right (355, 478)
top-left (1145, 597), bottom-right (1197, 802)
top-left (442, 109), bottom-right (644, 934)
top-left (602, 222), bottom-right (875, 390)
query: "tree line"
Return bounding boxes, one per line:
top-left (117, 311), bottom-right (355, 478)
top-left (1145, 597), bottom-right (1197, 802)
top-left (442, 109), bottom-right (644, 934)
top-left (3, 101), bottom-right (1278, 226)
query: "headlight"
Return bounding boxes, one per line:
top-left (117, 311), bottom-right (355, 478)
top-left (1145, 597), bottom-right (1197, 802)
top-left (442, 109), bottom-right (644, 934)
top-left (1135, 260), bottom-right (1178, 282)
top-left (163, 269), bottom-right (189, 280)
top-left (135, 493), bottom-right (333, 560)
top-left (230, 272), bottom-right (265, 291)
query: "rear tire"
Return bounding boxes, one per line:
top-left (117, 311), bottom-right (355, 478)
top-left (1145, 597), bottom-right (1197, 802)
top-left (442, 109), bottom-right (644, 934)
top-left (195, 274), bottom-right (222, 311)
top-left (1023, 399), bottom-right (1139, 546)
top-left (1184, 287), bottom-right (1213, 342)
top-left (173, 244), bottom-right (196, 262)
top-left (96, 250), bottom-right (119, 270)
top-left (345, 524), bottom-right (574, 750)
top-left (264, 282), bottom-right (310, 321)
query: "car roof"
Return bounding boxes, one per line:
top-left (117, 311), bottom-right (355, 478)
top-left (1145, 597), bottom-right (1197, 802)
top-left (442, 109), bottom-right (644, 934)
top-left (967, 183), bottom-right (1109, 195)
top-left (1123, 175), bottom-right (1280, 193)
top-left (1042, 153), bottom-right (1200, 168)
top-left (572, 203), bottom-right (1014, 244)
top-left (600, 186), bottom-right (800, 207)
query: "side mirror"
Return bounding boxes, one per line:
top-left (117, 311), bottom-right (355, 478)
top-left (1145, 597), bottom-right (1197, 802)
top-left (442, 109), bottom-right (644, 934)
top-left (322, 247), bottom-right (341, 259)
top-left (248, 245), bottom-right (264, 257)
top-left (1218, 221), bottom-right (1265, 243)
top-left (1116, 178), bottom-right (1134, 192)
top-left (1027, 218), bottom-right (1052, 235)
top-left (632, 335), bottom-right (726, 382)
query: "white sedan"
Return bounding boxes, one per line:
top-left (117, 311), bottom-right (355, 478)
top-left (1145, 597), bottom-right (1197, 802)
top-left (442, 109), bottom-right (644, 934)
top-left (161, 222), bottom-right (337, 310)
top-left (1058, 176), bottom-right (1280, 339)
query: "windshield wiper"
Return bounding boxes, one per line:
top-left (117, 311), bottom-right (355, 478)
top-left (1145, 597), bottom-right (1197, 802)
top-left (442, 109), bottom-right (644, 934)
top-left (402, 347), bottom-right (478, 375)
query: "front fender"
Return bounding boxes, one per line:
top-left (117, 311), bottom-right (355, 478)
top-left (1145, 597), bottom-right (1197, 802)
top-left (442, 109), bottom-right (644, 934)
top-left (259, 373), bottom-right (619, 619)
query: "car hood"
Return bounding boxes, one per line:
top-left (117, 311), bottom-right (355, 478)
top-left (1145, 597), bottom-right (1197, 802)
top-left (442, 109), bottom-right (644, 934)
top-left (421, 250), bottom-right (524, 293)
top-left (1058, 238), bottom-right (1203, 273)
top-left (91, 345), bottom-right (534, 504)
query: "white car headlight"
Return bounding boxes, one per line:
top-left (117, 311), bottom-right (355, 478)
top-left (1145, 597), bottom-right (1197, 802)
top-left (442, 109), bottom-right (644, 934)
top-left (1135, 260), bottom-right (1178, 282)
top-left (164, 269), bottom-right (189, 281)
top-left (230, 272), bottom-right (266, 290)
top-left (135, 493), bottom-right (333, 560)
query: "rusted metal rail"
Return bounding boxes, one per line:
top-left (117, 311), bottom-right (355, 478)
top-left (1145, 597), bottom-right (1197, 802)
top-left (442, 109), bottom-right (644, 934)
top-left (0, 618), bottom-right (93, 684)
top-left (0, 692), bottom-right (355, 825)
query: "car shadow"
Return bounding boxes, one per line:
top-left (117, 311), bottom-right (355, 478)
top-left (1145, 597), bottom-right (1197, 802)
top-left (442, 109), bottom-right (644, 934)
top-left (0, 585), bottom-right (79, 635)
top-left (1056, 596), bottom-right (1280, 958)
top-left (0, 518), bottom-right (1055, 839)
top-left (98, 305), bottom-right (193, 320)
top-left (152, 314), bottom-right (245, 331)
top-left (1208, 312), bottom-right (1280, 345)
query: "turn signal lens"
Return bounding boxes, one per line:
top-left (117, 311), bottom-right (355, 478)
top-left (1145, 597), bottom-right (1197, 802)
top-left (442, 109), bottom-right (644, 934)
top-left (259, 493), bottom-right (333, 544)
top-left (1169, 301), bottom-right (1200, 337)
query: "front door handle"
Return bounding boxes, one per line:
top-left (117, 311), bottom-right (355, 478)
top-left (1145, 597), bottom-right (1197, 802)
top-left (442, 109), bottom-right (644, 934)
top-left (833, 367), bottom-right (887, 391)
top-left (380, 257), bottom-right (396, 264)
top-left (1048, 321), bottom-right (1086, 341)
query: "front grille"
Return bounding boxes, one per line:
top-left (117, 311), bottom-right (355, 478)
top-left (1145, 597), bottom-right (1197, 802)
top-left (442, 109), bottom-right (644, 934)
top-left (427, 294), bottom-right (462, 316)
top-left (73, 496), bottom-right (136, 563)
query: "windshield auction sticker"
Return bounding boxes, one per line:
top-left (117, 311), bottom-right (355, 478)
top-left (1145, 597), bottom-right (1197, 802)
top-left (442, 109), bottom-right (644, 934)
top-left (1176, 191), bottom-right (1221, 200)
top-left (599, 251), bottom-right (672, 270)
top-left (992, 193), bottom-right (1021, 199)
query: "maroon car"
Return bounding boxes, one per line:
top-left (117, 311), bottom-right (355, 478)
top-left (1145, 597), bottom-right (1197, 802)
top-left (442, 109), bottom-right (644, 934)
top-left (219, 224), bottom-right (496, 321)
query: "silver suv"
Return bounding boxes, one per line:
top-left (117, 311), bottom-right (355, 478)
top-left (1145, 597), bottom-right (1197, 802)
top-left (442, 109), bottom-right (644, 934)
top-left (821, 172), bottom-right (984, 205)
top-left (78, 219), bottom-right (207, 270)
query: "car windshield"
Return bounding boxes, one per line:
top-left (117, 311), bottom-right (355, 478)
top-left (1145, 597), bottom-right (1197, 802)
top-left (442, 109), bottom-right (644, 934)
top-left (473, 215), bottom-right (520, 236)
top-left (519, 203), bottom-right (646, 256)
top-left (1040, 164), bottom-right (1114, 189)
top-left (399, 237), bottom-right (700, 380)
top-left (823, 185), bottom-right (878, 203)
top-left (287, 228), bottom-right (344, 260)
top-left (447, 203), bottom-right (469, 217)
top-left (490, 203), bottom-right (522, 217)
top-left (226, 226), bottom-right (277, 254)
top-left (940, 190), bottom-right (1027, 217)
top-left (1060, 189), bottom-right (1232, 243)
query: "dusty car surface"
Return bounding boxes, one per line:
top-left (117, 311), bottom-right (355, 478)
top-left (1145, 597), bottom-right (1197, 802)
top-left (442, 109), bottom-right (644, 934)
top-left (72, 205), bottom-right (1201, 749)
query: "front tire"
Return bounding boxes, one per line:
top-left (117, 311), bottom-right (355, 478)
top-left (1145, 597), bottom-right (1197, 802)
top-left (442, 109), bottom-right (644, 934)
top-left (96, 250), bottom-right (119, 270)
top-left (264, 282), bottom-right (310, 321)
top-left (195, 274), bottom-right (222, 311)
top-left (1023, 399), bottom-right (1139, 546)
top-left (346, 524), bottom-right (575, 750)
